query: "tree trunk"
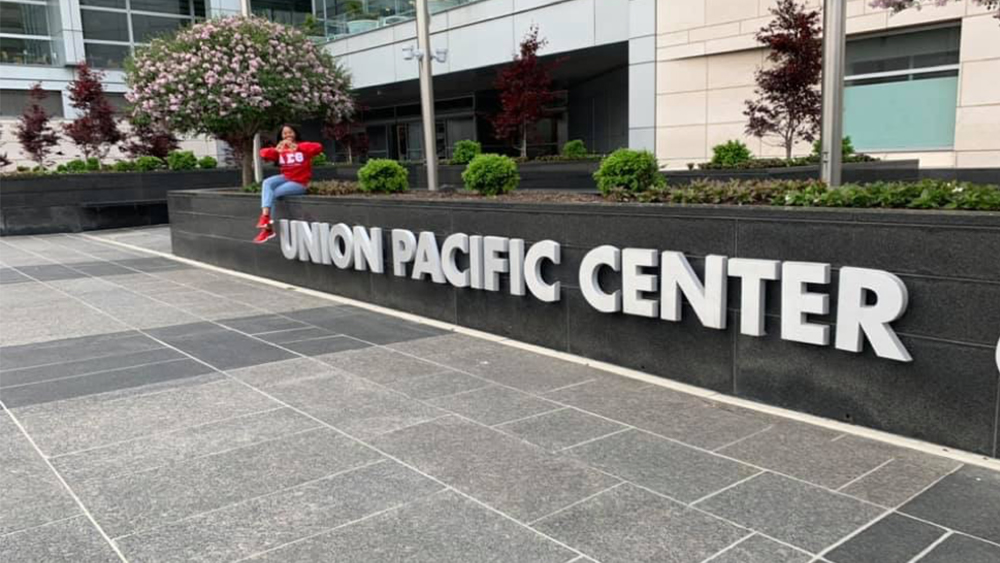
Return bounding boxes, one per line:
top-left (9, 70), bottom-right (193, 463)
top-left (347, 144), bottom-right (353, 165)
top-left (520, 124), bottom-right (527, 159)
top-left (241, 153), bottom-right (254, 188)
top-left (784, 135), bottom-right (793, 160)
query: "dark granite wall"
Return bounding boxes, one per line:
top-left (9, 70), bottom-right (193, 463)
top-left (169, 190), bottom-right (1000, 457)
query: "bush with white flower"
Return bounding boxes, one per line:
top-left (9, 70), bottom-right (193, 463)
top-left (125, 16), bottom-right (353, 186)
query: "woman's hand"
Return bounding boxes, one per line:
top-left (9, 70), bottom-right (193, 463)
top-left (276, 140), bottom-right (297, 151)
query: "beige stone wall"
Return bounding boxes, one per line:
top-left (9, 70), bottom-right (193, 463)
top-left (0, 118), bottom-right (221, 170)
top-left (655, 0), bottom-right (1000, 169)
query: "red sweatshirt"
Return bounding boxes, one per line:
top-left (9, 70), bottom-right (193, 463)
top-left (259, 141), bottom-right (324, 185)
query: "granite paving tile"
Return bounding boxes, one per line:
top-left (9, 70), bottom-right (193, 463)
top-left (371, 416), bottom-right (620, 522)
top-left (254, 327), bottom-right (334, 344)
top-left (388, 369), bottom-right (492, 400)
top-left (429, 385), bottom-right (562, 426)
top-left (1, 358), bottom-right (216, 408)
top-left (696, 472), bottom-right (883, 553)
top-left (227, 357), bottom-right (346, 389)
top-left (316, 346), bottom-right (446, 384)
top-left (116, 461), bottom-right (443, 563)
top-left (566, 429), bottom-right (760, 503)
top-left (261, 368), bottom-right (445, 439)
top-left (707, 534), bottom-right (812, 563)
top-left (716, 421), bottom-right (897, 489)
top-left (547, 379), bottom-right (773, 450)
top-left (0, 516), bottom-right (118, 563)
top-left (915, 533), bottom-right (1000, 563)
top-left (286, 307), bottom-right (446, 344)
top-left (497, 407), bottom-right (628, 451)
top-left (280, 335), bottom-right (372, 356)
top-left (217, 314), bottom-right (311, 335)
top-left (148, 322), bottom-right (297, 370)
top-left (12, 379), bottom-right (277, 456)
top-left (899, 465), bottom-right (1000, 544)
top-left (533, 483), bottom-right (746, 563)
top-left (52, 408), bottom-right (319, 483)
top-left (248, 490), bottom-right (575, 563)
top-left (75, 428), bottom-right (381, 537)
top-left (838, 441), bottom-right (962, 507)
top-left (0, 347), bottom-right (182, 388)
top-left (825, 513), bottom-right (945, 563)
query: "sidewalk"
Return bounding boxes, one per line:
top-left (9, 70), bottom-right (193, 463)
top-left (1, 227), bottom-right (998, 563)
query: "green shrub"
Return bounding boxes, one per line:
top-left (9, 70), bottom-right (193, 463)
top-left (55, 164), bottom-right (67, 173)
top-left (357, 158), bottom-right (408, 193)
top-left (561, 139), bottom-right (588, 159)
top-left (64, 159), bottom-right (88, 173)
top-left (812, 136), bottom-right (856, 157)
top-left (710, 140), bottom-right (753, 168)
top-left (242, 181), bottom-right (262, 193)
top-left (16, 165), bottom-right (30, 172)
top-left (113, 160), bottom-right (136, 172)
top-left (166, 150), bottom-right (198, 170)
top-left (311, 153), bottom-right (328, 166)
top-left (462, 154), bottom-right (520, 196)
top-left (85, 157), bottom-right (101, 171)
top-left (134, 155), bottom-right (165, 172)
top-left (593, 149), bottom-right (664, 196)
top-left (450, 140), bottom-right (481, 165)
top-left (198, 155), bottom-right (218, 169)
top-left (600, 179), bottom-right (999, 211)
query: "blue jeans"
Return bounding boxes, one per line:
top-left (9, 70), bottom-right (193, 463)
top-left (261, 175), bottom-right (306, 209)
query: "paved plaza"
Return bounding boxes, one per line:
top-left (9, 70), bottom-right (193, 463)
top-left (1, 227), bottom-right (998, 563)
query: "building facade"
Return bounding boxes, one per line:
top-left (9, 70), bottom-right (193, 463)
top-left (0, 0), bottom-right (313, 166)
top-left (321, 0), bottom-right (997, 168)
top-left (1, 0), bottom-right (997, 168)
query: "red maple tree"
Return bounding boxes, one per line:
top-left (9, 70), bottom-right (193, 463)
top-left (122, 115), bottom-right (179, 159)
top-left (744, 0), bottom-right (822, 160)
top-left (63, 63), bottom-right (123, 161)
top-left (16, 84), bottom-right (60, 168)
top-left (492, 26), bottom-right (561, 159)
top-left (323, 105), bottom-right (369, 164)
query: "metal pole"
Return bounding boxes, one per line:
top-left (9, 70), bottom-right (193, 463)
top-left (415, 0), bottom-right (438, 191)
top-left (240, 0), bottom-right (263, 183)
top-left (820, 0), bottom-right (846, 188)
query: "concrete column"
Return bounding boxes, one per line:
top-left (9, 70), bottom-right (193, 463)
top-left (628, 0), bottom-right (656, 153)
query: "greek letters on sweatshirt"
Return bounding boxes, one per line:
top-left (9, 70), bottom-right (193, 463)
top-left (259, 142), bottom-right (324, 184)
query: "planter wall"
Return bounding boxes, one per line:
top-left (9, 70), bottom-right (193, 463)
top-left (169, 189), bottom-right (1000, 458)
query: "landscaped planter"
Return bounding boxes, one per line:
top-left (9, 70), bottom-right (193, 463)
top-left (169, 188), bottom-right (1000, 458)
top-left (0, 166), bottom-right (349, 236)
top-left (663, 160), bottom-right (1000, 185)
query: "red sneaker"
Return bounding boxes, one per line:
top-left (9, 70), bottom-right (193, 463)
top-left (255, 213), bottom-right (271, 229)
top-left (253, 228), bottom-right (276, 244)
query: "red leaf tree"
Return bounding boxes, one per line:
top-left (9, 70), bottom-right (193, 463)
top-left (122, 114), bottom-right (179, 159)
top-left (63, 63), bottom-right (123, 162)
top-left (16, 84), bottom-right (60, 168)
top-left (492, 26), bottom-right (561, 159)
top-left (323, 104), bottom-right (368, 163)
top-left (744, 0), bottom-right (822, 160)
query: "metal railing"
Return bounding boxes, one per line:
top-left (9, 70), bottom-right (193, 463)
top-left (316, 0), bottom-right (484, 41)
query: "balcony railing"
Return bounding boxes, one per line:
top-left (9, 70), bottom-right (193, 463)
top-left (317, 0), bottom-right (484, 41)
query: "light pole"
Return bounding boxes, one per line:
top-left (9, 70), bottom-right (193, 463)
top-left (240, 0), bottom-right (263, 184)
top-left (404, 0), bottom-right (447, 191)
top-left (820, 0), bottom-right (846, 188)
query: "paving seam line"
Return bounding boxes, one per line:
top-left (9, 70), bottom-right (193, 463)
top-left (79, 233), bottom-right (1000, 472)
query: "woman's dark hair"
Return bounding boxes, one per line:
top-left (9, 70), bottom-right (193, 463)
top-left (276, 125), bottom-right (301, 144)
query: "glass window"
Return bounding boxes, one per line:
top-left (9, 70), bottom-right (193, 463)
top-left (80, 0), bottom-right (127, 8)
top-left (130, 0), bottom-right (191, 15)
top-left (844, 26), bottom-right (960, 152)
top-left (0, 36), bottom-right (54, 65)
top-left (132, 13), bottom-right (187, 42)
top-left (84, 42), bottom-right (131, 69)
top-left (0, 88), bottom-right (64, 117)
top-left (0, 2), bottom-right (49, 36)
top-left (82, 9), bottom-right (129, 41)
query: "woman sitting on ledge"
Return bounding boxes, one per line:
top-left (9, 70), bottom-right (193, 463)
top-left (254, 125), bottom-right (324, 244)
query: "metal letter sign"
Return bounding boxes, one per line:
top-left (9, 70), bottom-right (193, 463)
top-left (279, 220), bottom-right (913, 362)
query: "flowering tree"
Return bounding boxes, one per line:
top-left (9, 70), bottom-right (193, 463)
top-left (64, 64), bottom-right (123, 161)
top-left (871, 0), bottom-right (998, 19)
top-left (492, 26), bottom-right (562, 159)
top-left (126, 16), bottom-right (354, 186)
top-left (744, 0), bottom-right (822, 160)
top-left (16, 84), bottom-right (60, 168)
